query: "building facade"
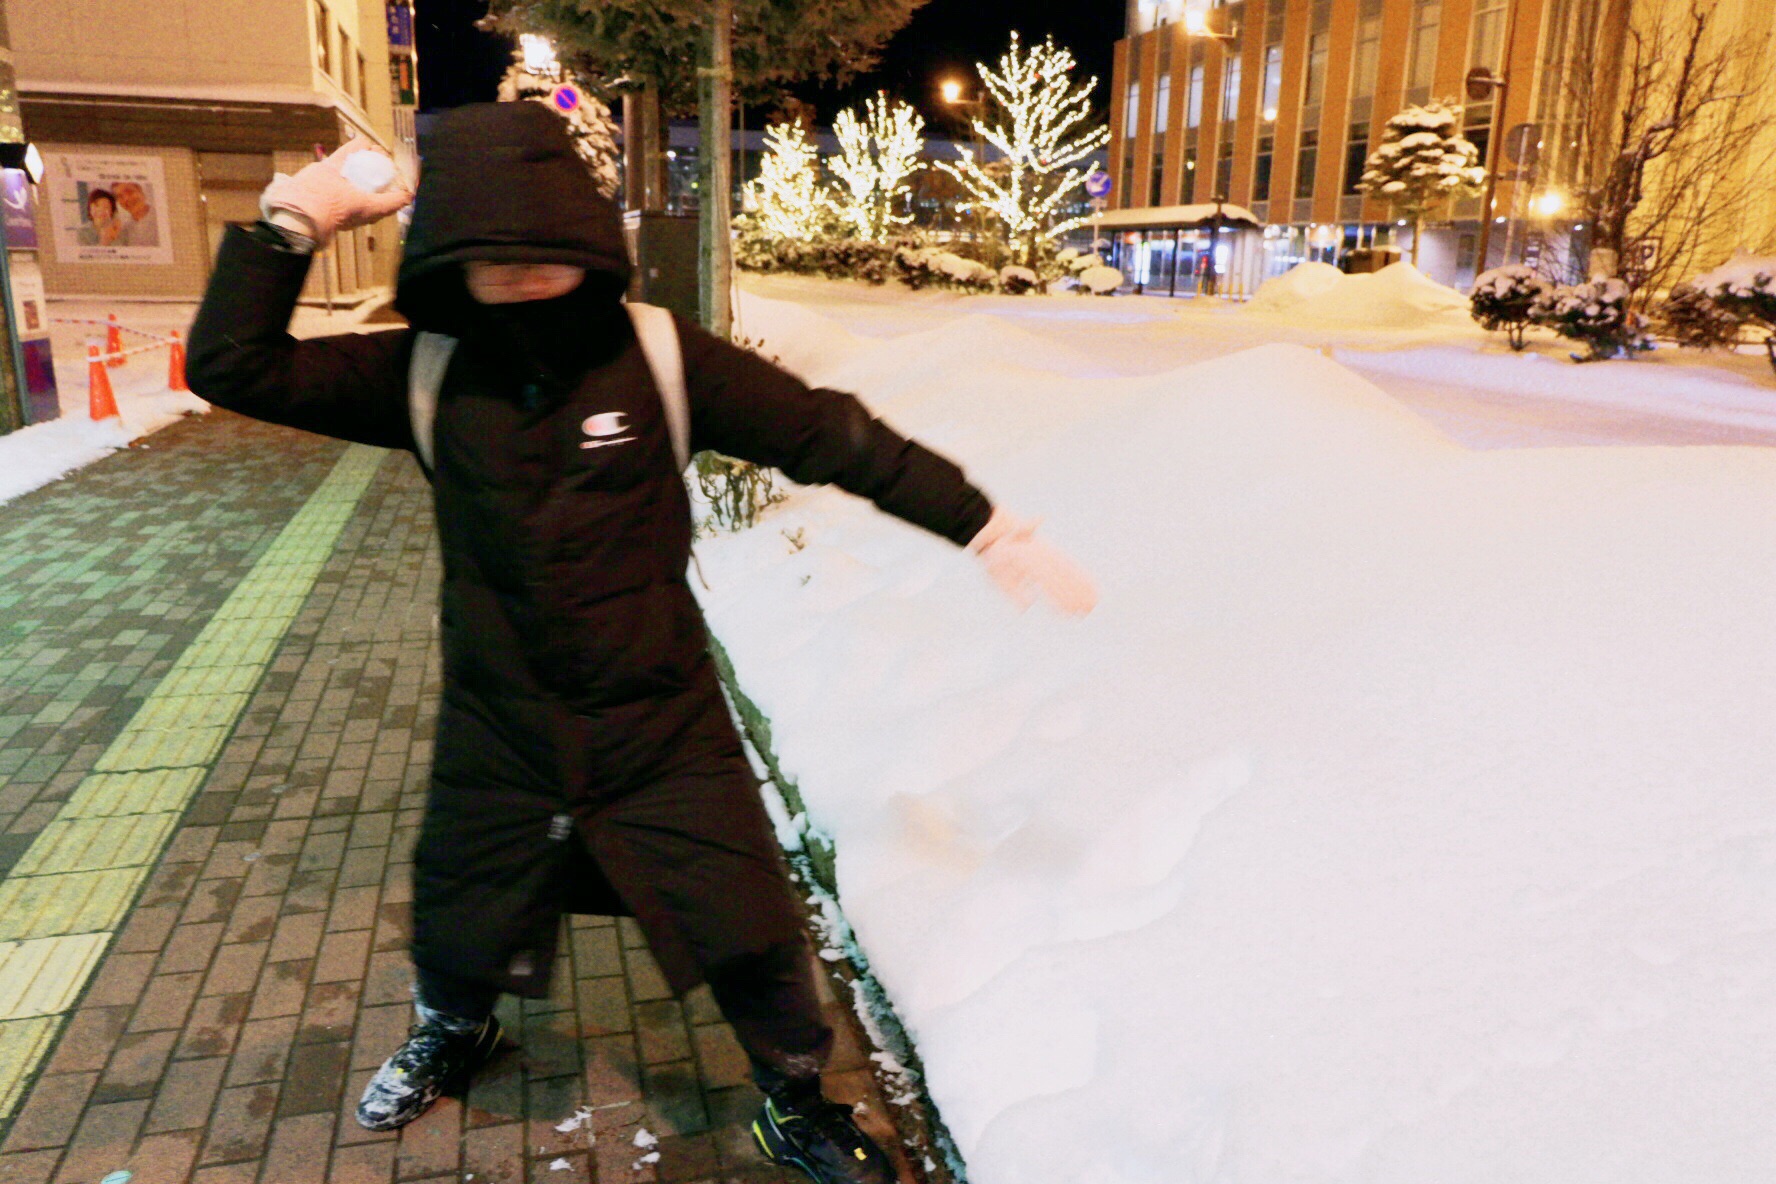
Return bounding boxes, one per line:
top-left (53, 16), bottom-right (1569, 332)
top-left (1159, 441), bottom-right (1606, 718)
top-left (1111, 0), bottom-right (1776, 294)
top-left (11, 0), bottom-right (417, 302)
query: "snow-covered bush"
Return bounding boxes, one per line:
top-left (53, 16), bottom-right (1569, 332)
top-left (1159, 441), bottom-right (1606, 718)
top-left (1655, 283), bottom-right (1744, 351)
top-left (1691, 256), bottom-right (1776, 375)
top-left (999, 264), bottom-right (1040, 295)
top-left (1470, 265), bottom-right (1552, 351)
top-left (1078, 264), bottom-right (1124, 295)
top-left (893, 246), bottom-right (999, 292)
top-left (1531, 278), bottom-right (1652, 362)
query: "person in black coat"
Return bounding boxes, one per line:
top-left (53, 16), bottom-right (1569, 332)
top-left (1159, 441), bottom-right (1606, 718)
top-left (187, 102), bottom-right (1093, 1184)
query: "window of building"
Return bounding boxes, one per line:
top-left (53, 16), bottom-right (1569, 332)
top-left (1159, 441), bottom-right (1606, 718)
top-left (1215, 137), bottom-right (1235, 197)
top-left (358, 52), bottom-right (369, 105)
top-left (1155, 75), bottom-right (1172, 137)
top-left (1254, 135), bottom-right (1274, 200)
top-left (1153, 146), bottom-right (1167, 205)
top-left (1305, 30), bottom-right (1330, 108)
top-left (1187, 63), bottom-right (1205, 129)
top-left (1469, 0), bottom-right (1509, 74)
top-left (1126, 80), bottom-right (1141, 139)
top-left (339, 30), bottom-right (354, 92)
top-left (1344, 122), bottom-right (1370, 193)
top-left (1222, 54), bottom-right (1242, 125)
top-left (1407, 0), bottom-right (1441, 97)
top-left (1296, 129), bottom-right (1319, 199)
top-left (1353, 8), bottom-right (1383, 99)
top-left (1262, 44), bottom-right (1282, 120)
top-left (314, 1), bottom-right (332, 75)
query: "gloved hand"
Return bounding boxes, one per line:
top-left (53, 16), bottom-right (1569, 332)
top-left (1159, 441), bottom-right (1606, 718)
top-left (260, 137), bottom-right (411, 247)
top-left (968, 507), bottom-right (1098, 617)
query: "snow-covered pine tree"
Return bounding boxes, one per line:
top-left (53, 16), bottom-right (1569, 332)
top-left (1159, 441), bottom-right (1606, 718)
top-left (498, 53), bottom-right (622, 198)
top-left (937, 33), bottom-right (1110, 273)
top-left (830, 93), bottom-right (925, 242)
top-left (744, 120), bottom-right (831, 242)
top-left (1356, 102), bottom-right (1486, 267)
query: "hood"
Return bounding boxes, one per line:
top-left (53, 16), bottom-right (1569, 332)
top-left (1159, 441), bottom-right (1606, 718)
top-left (396, 102), bottom-right (631, 332)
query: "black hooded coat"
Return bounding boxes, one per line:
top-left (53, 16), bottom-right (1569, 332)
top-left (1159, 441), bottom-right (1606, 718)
top-left (188, 104), bottom-right (993, 999)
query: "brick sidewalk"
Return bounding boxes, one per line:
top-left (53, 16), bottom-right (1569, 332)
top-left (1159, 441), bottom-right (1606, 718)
top-left (0, 411), bottom-right (914, 1184)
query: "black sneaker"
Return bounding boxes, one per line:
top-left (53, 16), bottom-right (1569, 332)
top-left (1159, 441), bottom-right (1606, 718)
top-left (752, 1091), bottom-right (896, 1183)
top-left (355, 1015), bottom-right (503, 1131)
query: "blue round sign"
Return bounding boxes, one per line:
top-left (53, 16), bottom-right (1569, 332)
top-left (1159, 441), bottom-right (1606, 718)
top-left (550, 84), bottom-right (582, 114)
top-left (1085, 169), bottom-right (1113, 199)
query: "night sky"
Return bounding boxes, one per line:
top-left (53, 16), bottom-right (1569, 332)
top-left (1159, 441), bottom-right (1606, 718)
top-left (414, 0), bottom-right (1121, 124)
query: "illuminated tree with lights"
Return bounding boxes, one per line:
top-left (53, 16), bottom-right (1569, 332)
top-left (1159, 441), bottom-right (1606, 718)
top-left (937, 33), bottom-right (1110, 271)
top-left (1356, 101), bottom-right (1486, 268)
top-left (498, 41), bottom-right (621, 198)
top-left (830, 93), bottom-right (926, 241)
top-left (745, 120), bottom-right (831, 241)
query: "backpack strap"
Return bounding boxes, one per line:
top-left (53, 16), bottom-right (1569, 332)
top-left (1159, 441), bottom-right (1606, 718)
top-left (405, 307), bottom-right (690, 474)
top-left (625, 303), bottom-right (691, 472)
top-left (408, 330), bottom-right (458, 472)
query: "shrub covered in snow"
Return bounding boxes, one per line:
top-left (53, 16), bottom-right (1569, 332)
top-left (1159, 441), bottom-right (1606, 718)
top-left (891, 246), bottom-right (999, 293)
top-left (1470, 266), bottom-right (1552, 350)
top-left (1690, 256), bottom-right (1776, 374)
top-left (1078, 265), bottom-right (1124, 295)
top-left (1655, 284), bottom-right (1744, 352)
top-left (999, 265), bottom-right (1041, 295)
top-left (1531, 278), bottom-right (1652, 362)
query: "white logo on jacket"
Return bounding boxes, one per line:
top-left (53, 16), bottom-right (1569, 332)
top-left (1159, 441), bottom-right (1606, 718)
top-left (580, 411), bottom-right (635, 450)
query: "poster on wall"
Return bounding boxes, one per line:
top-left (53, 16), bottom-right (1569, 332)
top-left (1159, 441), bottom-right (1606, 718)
top-left (43, 152), bottom-right (173, 265)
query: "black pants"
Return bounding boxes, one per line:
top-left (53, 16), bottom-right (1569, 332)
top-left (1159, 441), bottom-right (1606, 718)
top-left (416, 937), bottom-right (833, 1096)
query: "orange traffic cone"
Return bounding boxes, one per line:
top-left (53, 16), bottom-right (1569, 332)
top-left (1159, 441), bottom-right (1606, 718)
top-left (104, 314), bottom-right (125, 368)
top-left (167, 330), bottom-right (189, 392)
top-left (88, 342), bottom-right (120, 421)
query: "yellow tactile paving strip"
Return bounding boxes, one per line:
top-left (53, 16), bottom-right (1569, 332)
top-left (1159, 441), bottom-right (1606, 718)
top-left (0, 444), bottom-right (385, 1121)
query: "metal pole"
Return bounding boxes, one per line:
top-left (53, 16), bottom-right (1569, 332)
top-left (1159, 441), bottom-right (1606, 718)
top-left (697, 0), bottom-right (733, 337)
top-left (1474, 0), bottom-right (1523, 277)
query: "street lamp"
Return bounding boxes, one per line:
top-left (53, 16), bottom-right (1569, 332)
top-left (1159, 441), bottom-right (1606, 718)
top-left (940, 77), bottom-right (990, 242)
top-left (1466, 0), bottom-right (1523, 276)
top-left (519, 33), bottom-right (558, 77)
top-left (1181, 8), bottom-right (1235, 297)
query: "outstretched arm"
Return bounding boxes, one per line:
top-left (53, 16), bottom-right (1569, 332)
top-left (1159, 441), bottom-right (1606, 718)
top-left (187, 224), bottom-right (414, 449)
top-left (676, 316), bottom-right (1096, 615)
top-left (676, 315), bottom-right (992, 547)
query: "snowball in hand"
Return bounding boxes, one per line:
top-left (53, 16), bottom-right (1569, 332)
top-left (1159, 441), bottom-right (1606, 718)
top-left (341, 151), bottom-right (398, 194)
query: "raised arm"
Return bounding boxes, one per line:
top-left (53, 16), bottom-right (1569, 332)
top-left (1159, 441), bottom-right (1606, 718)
top-left (186, 225), bottom-right (414, 449)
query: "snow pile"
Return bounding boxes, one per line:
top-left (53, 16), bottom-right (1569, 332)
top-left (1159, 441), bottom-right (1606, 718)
top-left (705, 286), bottom-right (1776, 1184)
top-left (0, 390), bottom-right (208, 506)
top-left (1247, 260), bottom-right (1344, 313)
top-left (1254, 261), bottom-right (1471, 328)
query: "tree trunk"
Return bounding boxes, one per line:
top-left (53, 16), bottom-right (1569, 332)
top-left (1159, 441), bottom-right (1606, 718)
top-left (1410, 216), bottom-right (1423, 268)
top-left (698, 0), bottom-right (733, 338)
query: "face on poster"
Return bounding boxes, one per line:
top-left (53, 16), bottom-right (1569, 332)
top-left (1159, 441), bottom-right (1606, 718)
top-left (45, 152), bottom-right (173, 265)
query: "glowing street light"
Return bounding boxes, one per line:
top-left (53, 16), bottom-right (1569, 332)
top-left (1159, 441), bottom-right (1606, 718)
top-left (520, 33), bottom-right (558, 75)
top-left (1530, 190), bottom-right (1566, 218)
top-left (940, 78), bottom-right (964, 105)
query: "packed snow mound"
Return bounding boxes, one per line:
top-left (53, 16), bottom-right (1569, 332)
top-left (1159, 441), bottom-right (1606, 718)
top-left (1247, 260), bottom-right (1344, 313)
top-left (697, 291), bottom-right (1776, 1184)
top-left (1250, 261), bottom-right (1470, 328)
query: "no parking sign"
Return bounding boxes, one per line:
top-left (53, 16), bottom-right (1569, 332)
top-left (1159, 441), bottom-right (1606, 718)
top-left (550, 84), bottom-right (582, 115)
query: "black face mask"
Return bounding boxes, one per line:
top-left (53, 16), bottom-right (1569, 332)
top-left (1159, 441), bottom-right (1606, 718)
top-left (476, 278), bottom-right (628, 397)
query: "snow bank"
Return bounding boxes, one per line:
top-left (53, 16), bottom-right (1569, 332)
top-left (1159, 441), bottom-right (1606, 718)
top-left (1247, 260), bottom-right (1344, 313)
top-left (706, 289), bottom-right (1776, 1184)
top-left (0, 386), bottom-right (207, 506)
top-left (1253, 261), bottom-right (1470, 328)
top-left (1344, 343), bottom-right (1776, 433)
